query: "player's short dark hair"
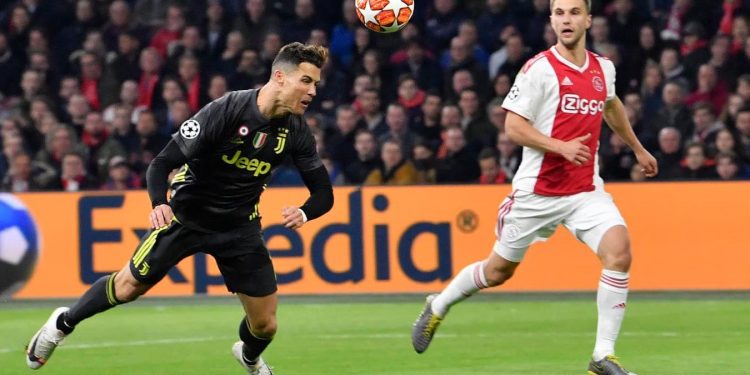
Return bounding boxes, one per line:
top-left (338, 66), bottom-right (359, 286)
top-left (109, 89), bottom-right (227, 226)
top-left (272, 42), bottom-right (329, 71)
top-left (550, 0), bottom-right (591, 13)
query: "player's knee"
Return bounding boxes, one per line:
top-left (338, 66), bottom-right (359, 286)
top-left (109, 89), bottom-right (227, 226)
top-left (599, 245), bottom-right (632, 272)
top-left (249, 316), bottom-right (277, 338)
top-left (114, 272), bottom-right (150, 302)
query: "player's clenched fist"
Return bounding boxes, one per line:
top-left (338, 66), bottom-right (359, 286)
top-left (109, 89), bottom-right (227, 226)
top-left (559, 133), bottom-right (592, 166)
top-left (150, 204), bottom-right (173, 229)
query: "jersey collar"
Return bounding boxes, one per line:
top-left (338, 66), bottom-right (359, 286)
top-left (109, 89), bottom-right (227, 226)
top-left (550, 46), bottom-right (589, 73)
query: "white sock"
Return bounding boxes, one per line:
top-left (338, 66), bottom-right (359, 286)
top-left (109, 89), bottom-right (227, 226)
top-left (593, 269), bottom-right (629, 361)
top-left (431, 261), bottom-right (489, 317)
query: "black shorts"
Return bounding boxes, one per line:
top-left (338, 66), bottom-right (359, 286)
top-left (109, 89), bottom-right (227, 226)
top-left (128, 219), bottom-right (276, 297)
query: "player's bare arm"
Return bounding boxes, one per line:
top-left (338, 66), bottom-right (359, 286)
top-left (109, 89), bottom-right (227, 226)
top-left (505, 111), bottom-right (592, 166)
top-left (603, 97), bottom-right (659, 177)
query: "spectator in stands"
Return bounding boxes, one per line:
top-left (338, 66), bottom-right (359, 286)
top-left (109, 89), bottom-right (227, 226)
top-left (715, 152), bottom-right (749, 180)
top-left (149, 4), bottom-right (185, 59)
top-left (413, 141), bottom-right (437, 183)
top-left (134, 109), bottom-right (168, 163)
top-left (654, 127), bottom-right (684, 180)
top-left (707, 34), bottom-right (735, 85)
top-left (35, 125), bottom-right (77, 176)
top-left (712, 128), bottom-right (747, 162)
top-left (102, 1), bottom-right (142, 52)
top-left (81, 111), bottom-right (125, 180)
top-left (1, 152), bottom-right (54, 192)
top-left (176, 55), bottom-right (205, 112)
top-left (448, 69), bottom-right (476, 102)
top-left (687, 102), bottom-right (724, 146)
top-left (207, 74), bottom-right (228, 102)
top-left (394, 40), bottom-right (442, 93)
top-left (459, 88), bottom-right (494, 148)
top-left (639, 62), bottom-right (664, 118)
top-left (601, 132), bottom-right (635, 181)
top-left (478, 148), bottom-right (505, 184)
top-left (109, 104), bottom-right (140, 164)
top-left (379, 103), bottom-right (416, 159)
top-left (100, 155), bottom-right (140, 190)
top-left (282, 0), bottom-right (323, 45)
top-left (435, 126), bottom-right (479, 183)
top-left (364, 139), bottom-right (419, 185)
top-left (344, 129), bottom-right (380, 184)
top-left (48, 151), bottom-right (97, 191)
top-left (680, 142), bottom-right (717, 179)
top-left (651, 80), bottom-right (692, 137)
top-left (496, 131), bottom-right (520, 180)
top-left (397, 74), bottom-right (426, 120)
top-left (133, 0), bottom-right (170, 28)
top-left (168, 25), bottom-right (207, 76)
top-left (443, 37), bottom-right (487, 98)
top-left (78, 52), bottom-right (116, 111)
top-left (108, 32), bottom-right (142, 85)
top-left (483, 73), bottom-right (504, 102)
top-left (202, 0), bottom-right (229, 66)
top-left (412, 92), bottom-right (442, 147)
top-left (327, 105), bottom-right (362, 168)
top-left (658, 45), bottom-right (689, 90)
top-left (491, 33), bottom-right (528, 81)
top-left (476, 0), bottom-right (517, 52)
top-left (685, 64), bottom-right (728, 114)
top-left (424, 0), bottom-right (467, 52)
top-left (357, 88), bottom-right (387, 137)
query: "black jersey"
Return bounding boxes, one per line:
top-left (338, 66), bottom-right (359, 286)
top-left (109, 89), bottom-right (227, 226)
top-left (170, 89), bottom-right (322, 232)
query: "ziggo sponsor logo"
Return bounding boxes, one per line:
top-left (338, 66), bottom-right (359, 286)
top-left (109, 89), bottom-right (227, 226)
top-left (560, 94), bottom-right (605, 115)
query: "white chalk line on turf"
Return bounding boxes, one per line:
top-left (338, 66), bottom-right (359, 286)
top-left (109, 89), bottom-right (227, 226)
top-left (1, 330), bottom-right (741, 355)
top-left (0, 335), bottom-right (235, 355)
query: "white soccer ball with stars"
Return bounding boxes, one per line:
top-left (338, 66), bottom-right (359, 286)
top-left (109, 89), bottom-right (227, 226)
top-left (355, 0), bottom-right (415, 33)
top-left (0, 194), bottom-right (40, 298)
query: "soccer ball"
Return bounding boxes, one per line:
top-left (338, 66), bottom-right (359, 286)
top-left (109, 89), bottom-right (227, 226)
top-left (0, 194), bottom-right (39, 298)
top-left (355, 0), bottom-right (414, 33)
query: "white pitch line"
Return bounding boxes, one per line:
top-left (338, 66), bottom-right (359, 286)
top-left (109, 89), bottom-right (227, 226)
top-left (1, 330), bottom-right (741, 355)
top-left (0, 335), bottom-right (234, 355)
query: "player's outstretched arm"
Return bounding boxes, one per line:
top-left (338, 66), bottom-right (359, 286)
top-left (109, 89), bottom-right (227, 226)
top-left (603, 97), bottom-right (658, 177)
top-left (281, 166), bottom-right (333, 229)
top-left (145, 140), bottom-right (189, 228)
top-left (505, 111), bottom-right (592, 166)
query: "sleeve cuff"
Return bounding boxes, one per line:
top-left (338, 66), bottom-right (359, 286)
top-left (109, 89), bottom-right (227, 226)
top-left (297, 208), bottom-right (308, 223)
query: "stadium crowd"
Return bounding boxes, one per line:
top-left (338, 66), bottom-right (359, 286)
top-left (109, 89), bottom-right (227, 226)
top-left (1, 0), bottom-right (749, 192)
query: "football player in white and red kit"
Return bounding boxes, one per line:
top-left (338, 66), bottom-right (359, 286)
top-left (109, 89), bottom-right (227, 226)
top-left (412, 1), bottom-right (657, 374)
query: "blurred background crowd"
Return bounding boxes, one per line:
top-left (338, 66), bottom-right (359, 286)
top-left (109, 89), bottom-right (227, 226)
top-left (1, 0), bottom-right (749, 192)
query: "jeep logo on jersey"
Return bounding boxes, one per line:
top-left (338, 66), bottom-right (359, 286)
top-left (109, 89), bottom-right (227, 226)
top-left (180, 120), bottom-right (200, 139)
top-left (560, 94), bottom-right (605, 115)
top-left (252, 132), bottom-right (268, 148)
top-left (221, 150), bottom-right (272, 176)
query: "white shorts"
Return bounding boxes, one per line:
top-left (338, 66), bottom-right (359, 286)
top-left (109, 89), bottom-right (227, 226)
top-left (493, 189), bottom-right (626, 262)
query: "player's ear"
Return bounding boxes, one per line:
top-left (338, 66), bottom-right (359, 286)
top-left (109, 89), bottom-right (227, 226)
top-left (273, 69), bottom-right (285, 85)
top-left (585, 14), bottom-right (592, 29)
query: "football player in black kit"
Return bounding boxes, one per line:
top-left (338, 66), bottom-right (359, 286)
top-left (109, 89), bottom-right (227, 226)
top-left (26, 43), bottom-right (333, 375)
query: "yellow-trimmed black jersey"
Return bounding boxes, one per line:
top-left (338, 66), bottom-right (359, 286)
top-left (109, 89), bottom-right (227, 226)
top-left (169, 89), bottom-right (321, 232)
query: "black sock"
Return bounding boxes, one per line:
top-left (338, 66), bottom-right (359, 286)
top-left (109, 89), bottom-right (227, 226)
top-left (62, 273), bottom-right (123, 329)
top-left (239, 317), bottom-right (273, 364)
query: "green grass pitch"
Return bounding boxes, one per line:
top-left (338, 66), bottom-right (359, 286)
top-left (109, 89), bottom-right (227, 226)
top-left (1, 294), bottom-right (748, 374)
